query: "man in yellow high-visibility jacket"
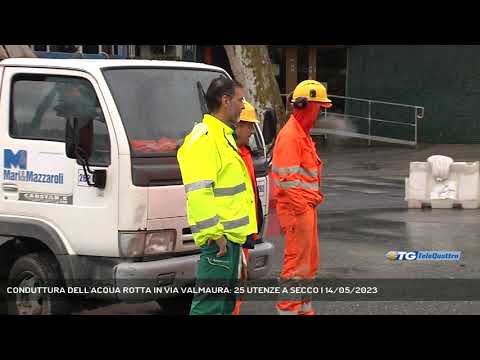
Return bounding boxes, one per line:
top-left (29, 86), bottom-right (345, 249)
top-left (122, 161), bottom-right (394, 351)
top-left (177, 77), bottom-right (257, 315)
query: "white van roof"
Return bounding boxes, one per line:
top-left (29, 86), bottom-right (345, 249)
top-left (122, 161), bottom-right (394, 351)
top-left (0, 58), bottom-right (226, 74)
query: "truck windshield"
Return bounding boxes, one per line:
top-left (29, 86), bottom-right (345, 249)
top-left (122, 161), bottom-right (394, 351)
top-left (102, 67), bottom-right (262, 157)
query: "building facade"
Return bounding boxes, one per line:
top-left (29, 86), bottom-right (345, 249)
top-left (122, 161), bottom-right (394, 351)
top-left (30, 45), bottom-right (478, 143)
top-left (190, 45), bottom-right (480, 143)
top-left (346, 45), bottom-right (480, 143)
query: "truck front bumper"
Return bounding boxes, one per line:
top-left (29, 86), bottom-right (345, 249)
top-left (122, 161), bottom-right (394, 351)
top-left (114, 241), bottom-right (274, 302)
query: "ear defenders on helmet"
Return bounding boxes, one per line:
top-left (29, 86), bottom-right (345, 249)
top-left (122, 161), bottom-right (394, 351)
top-left (293, 96), bottom-right (308, 109)
top-left (292, 89), bottom-right (317, 109)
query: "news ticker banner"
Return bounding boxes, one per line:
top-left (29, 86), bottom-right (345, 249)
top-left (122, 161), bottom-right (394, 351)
top-left (4, 279), bottom-right (480, 301)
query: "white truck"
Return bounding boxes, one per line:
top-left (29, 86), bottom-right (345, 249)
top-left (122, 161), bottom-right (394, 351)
top-left (0, 58), bottom-right (275, 315)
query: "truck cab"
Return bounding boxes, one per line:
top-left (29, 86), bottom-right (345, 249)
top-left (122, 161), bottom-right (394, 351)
top-left (0, 58), bottom-right (274, 315)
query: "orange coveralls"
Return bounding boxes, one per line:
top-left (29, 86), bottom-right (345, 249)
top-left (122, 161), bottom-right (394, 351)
top-left (272, 114), bottom-right (324, 315)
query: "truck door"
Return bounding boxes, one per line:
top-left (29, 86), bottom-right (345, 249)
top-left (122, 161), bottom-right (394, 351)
top-left (0, 67), bottom-right (119, 257)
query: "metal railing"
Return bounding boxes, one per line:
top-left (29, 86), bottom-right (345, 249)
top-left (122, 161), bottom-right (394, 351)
top-left (281, 94), bottom-right (424, 146)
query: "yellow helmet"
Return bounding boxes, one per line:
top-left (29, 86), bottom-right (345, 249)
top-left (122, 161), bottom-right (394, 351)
top-left (291, 80), bottom-right (332, 108)
top-left (239, 100), bottom-right (259, 123)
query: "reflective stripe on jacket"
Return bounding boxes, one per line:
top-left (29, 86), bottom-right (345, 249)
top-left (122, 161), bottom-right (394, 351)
top-left (271, 115), bottom-right (323, 213)
top-left (177, 114), bottom-right (257, 246)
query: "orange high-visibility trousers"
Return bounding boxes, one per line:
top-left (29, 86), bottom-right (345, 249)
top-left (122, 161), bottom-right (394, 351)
top-left (232, 248), bottom-right (249, 315)
top-left (276, 202), bottom-right (319, 315)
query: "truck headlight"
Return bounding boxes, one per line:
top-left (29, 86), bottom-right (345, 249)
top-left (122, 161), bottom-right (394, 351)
top-left (144, 230), bottom-right (176, 255)
top-left (118, 230), bottom-right (176, 257)
top-left (118, 232), bottom-right (145, 258)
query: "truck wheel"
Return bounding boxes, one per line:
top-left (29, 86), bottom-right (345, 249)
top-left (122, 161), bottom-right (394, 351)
top-left (7, 252), bottom-right (71, 315)
top-left (156, 294), bottom-right (194, 315)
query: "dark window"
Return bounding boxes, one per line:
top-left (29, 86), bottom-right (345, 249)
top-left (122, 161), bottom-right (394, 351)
top-left (316, 46), bottom-right (347, 112)
top-left (101, 45), bottom-right (112, 55)
top-left (82, 45), bottom-right (99, 54)
top-left (49, 45), bottom-right (60, 52)
top-left (33, 45), bottom-right (47, 52)
top-left (102, 67), bottom-right (232, 156)
top-left (50, 45), bottom-right (78, 53)
top-left (10, 74), bottom-right (111, 166)
top-left (151, 45), bottom-right (167, 54)
top-left (297, 46), bottom-right (310, 83)
top-left (316, 47), bottom-right (347, 96)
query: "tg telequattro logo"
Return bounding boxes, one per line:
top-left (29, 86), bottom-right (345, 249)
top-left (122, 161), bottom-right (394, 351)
top-left (386, 251), bottom-right (461, 261)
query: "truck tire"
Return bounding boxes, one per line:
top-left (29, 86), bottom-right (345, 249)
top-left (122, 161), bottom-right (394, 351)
top-left (156, 293), bottom-right (194, 315)
top-left (7, 252), bottom-right (71, 315)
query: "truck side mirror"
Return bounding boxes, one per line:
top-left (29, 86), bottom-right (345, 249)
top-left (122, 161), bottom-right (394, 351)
top-left (65, 118), bottom-right (106, 189)
top-left (65, 117), bottom-right (93, 161)
top-left (65, 119), bottom-right (76, 158)
top-left (262, 108), bottom-right (277, 145)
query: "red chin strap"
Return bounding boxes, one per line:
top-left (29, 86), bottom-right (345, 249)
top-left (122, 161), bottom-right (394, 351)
top-left (293, 102), bottom-right (322, 134)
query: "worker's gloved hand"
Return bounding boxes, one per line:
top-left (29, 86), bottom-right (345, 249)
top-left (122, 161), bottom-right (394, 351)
top-left (208, 236), bottom-right (227, 257)
top-left (242, 234), bottom-right (255, 249)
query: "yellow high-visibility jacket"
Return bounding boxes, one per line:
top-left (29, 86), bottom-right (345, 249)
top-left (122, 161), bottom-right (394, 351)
top-left (177, 114), bottom-right (257, 247)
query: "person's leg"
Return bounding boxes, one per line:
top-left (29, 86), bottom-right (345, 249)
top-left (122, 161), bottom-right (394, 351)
top-left (310, 208), bottom-right (319, 277)
top-left (276, 203), bottom-right (305, 314)
top-left (277, 205), bottom-right (318, 315)
top-left (232, 248), bottom-right (249, 315)
top-left (293, 207), bottom-right (316, 278)
top-left (190, 240), bottom-right (240, 315)
top-left (224, 241), bottom-right (241, 315)
top-left (232, 298), bottom-right (242, 315)
top-left (300, 208), bottom-right (318, 315)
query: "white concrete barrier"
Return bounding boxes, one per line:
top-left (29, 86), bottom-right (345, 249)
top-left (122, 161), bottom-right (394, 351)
top-left (405, 155), bottom-right (480, 209)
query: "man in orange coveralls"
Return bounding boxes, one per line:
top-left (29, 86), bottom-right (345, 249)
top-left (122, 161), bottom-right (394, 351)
top-left (232, 100), bottom-right (263, 315)
top-left (272, 80), bottom-right (332, 315)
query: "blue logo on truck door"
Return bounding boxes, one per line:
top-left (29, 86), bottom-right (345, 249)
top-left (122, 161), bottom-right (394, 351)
top-left (4, 149), bottom-right (27, 169)
top-left (3, 149), bottom-right (64, 184)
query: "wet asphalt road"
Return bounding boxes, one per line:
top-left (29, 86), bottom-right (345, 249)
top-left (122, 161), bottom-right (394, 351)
top-left (77, 144), bottom-right (480, 315)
